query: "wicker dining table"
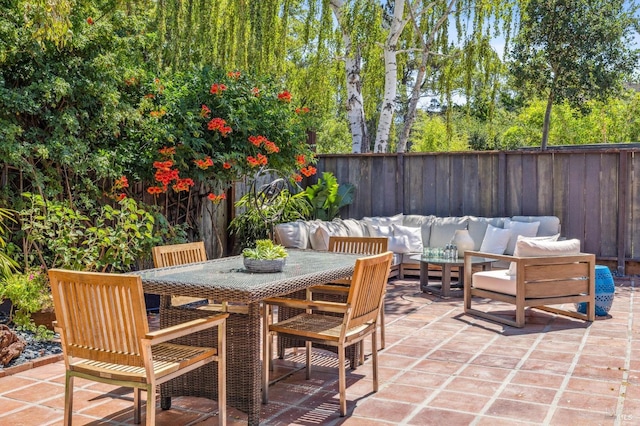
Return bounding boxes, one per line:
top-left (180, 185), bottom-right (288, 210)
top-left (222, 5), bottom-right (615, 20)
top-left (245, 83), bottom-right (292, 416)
top-left (134, 249), bottom-right (361, 425)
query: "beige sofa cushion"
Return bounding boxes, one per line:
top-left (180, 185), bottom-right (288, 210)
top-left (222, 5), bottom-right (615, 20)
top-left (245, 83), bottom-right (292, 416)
top-left (468, 217), bottom-right (508, 250)
top-left (511, 215), bottom-right (560, 237)
top-left (479, 224), bottom-right (512, 254)
top-left (507, 237), bottom-right (578, 275)
top-left (472, 270), bottom-right (517, 295)
top-left (428, 217), bottom-right (469, 248)
top-left (503, 219), bottom-right (540, 255)
top-left (274, 221), bottom-right (311, 249)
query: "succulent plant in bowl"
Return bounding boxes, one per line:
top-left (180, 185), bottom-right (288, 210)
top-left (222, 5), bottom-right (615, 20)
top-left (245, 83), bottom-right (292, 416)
top-left (242, 239), bottom-right (288, 272)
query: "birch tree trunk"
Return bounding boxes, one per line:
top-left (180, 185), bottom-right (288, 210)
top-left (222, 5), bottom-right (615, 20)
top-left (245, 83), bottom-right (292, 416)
top-left (330, 0), bottom-right (369, 153)
top-left (374, 0), bottom-right (406, 153)
top-left (397, 0), bottom-right (457, 153)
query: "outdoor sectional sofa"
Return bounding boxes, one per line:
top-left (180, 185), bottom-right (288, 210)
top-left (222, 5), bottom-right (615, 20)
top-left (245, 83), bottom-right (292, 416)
top-left (274, 214), bottom-right (561, 279)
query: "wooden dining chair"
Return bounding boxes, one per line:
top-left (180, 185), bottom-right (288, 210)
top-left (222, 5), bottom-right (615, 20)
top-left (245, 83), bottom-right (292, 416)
top-left (262, 251), bottom-right (393, 416)
top-left (152, 242), bottom-right (209, 307)
top-left (309, 236), bottom-right (390, 350)
top-left (48, 269), bottom-right (228, 426)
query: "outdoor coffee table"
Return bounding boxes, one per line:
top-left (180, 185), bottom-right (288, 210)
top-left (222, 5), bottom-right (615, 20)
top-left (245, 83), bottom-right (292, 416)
top-left (135, 250), bottom-right (361, 426)
top-left (410, 255), bottom-right (496, 297)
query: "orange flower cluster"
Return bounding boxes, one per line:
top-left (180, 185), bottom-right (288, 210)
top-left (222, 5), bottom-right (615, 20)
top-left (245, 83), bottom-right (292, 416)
top-left (159, 146), bottom-right (176, 156)
top-left (295, 107), bottom-right (310, 114)
top-left (264, 141), bottom-right (279, 153)
top-left (115, 193), bottom-right (126, 201)
top-left (150, 108), bottom-right (166, 118)
top-left (248, 135), bottom-right (279, 153)
top-left (227, 71), bottom-right (241, 79)
top-left (210, 83), bottom-right (227, 95)
top-left (251, 87), bottom-right (260, 97)
top-left (124, 77), bottom-right (137, 86)
top-left (296, 154), bottom-right (306, 166)
top-left (248, 135), bottom-right (268, 147)
top-left (194, 156), bottom-right (214, 170)
top-left (201, 104), bottom-right (211, 118)
top-left (247, 154), bottom-right (268, 167)
top-left (114, 175), bottom-right (129, 190)
top-left (223, 162), bottom-right (232, 169)
top-left (173, 178), bottom-right (194, 192)
top-left (207, 192), bottom-right (227, 203)
top-left (147, 149), bottom-right (195, 195)
top-left (277, 90), bottom-right (292, 102)
top-left (291, 173), bottom-right (303, 182)
top-left (300, 166), bottom-right (317, 177)
top-left (87, 17), bottom-right (94, 25)
top-left (208, 117), bottom-right (232, 136)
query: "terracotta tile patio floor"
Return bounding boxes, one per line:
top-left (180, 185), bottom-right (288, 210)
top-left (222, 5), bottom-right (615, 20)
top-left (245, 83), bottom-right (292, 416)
top-left (0, 276), bottom-right (638, 425)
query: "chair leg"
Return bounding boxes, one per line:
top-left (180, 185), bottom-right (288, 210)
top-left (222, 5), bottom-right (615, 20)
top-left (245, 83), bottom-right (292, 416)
top-left (305, 341), bottom-right (312, 380)
top-left (372, 330), bottom-right (379, 393)
top-left (134, 387), bottom-right (141, 423)
top-left (338, 345), bottom-right (347, 416)
top-left (64, 373), bottom-right (74, 426)
top-left (145, 385), bottom-right (155, 425)
top-left (379, 307), bottom-right (385, 349)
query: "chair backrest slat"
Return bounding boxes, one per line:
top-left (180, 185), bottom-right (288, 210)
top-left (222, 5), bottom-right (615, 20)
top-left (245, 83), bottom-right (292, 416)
top-left (344, 252), bottom-right (393, 330)
top-left (49, 270), bottom-right (149, 367)
top-left (152, 242), bottom-right (207, 268)
top-left (328, 236), bottom-right (388, 255)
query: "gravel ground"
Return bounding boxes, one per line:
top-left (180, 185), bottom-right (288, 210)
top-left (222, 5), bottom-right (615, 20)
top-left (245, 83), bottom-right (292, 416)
top-left (0, 313), bottom-right (62, 369)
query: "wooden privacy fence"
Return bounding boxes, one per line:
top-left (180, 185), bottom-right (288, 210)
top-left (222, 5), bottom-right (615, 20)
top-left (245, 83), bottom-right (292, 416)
top-left (315, 145), bottom-right (640, 275)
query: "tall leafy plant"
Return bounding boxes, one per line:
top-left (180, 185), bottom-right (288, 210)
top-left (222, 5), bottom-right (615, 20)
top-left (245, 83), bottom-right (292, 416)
top-left (0, 207), bottom-right (19, 281)
top-left (304, 172), bottom-right (354, 221)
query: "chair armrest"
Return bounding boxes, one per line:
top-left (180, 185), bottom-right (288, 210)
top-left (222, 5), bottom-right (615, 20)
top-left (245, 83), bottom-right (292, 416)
top-left (264, 297), bottom-right (349, 314)
top-left (145, 313), bottom-right (229, 345)
top-left (464, 250), bottom-right (515, 263)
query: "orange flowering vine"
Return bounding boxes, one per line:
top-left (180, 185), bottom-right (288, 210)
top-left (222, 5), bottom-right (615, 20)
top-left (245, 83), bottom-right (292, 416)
top-left (223, 162), bottom-right (232, 169)
top-left (263, 141), bottom-right (279, 154)
top-left (210, 83), bottom-right (227, 95)
top-left (115, 193), bottom-right (126, 201)
top-left (159, 146), bottom-right (176, 156)
top-left (296, 154), bottom-right (306, 166)
top-left (295, 107), bottom-right (310, 114)
top-left (87, 17), bottom-right (94, 25)
top-left (300, 166), bottom-right (317, 177)
top-left (201, 104), bottom-right (211, 118)
top-left (208, 117), bottom-right (232, 136)
top-left (227, 71), bottom-right (241, 79)
top-left (207, 192), bottom-right (227, 203)
top-left (277, 90), bottom-right (292, 102)
top-left (147, 186), bottom-right (164, 195)
top-left (194, 156), bottom-right (214, 170)
top-left (291, 173), bottom-right (303, 182)
top-left (251, 87), bottom-right (260, 97)
top-left (248, 135), bottom-right (268, 147)
top-left (114, 175), bottom-right (129, 190)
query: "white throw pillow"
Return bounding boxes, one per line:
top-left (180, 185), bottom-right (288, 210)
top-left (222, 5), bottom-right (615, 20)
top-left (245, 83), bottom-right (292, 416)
top-left (504, 220), bottom-right (540, 255)
top-left (367, 224), bottom-right (393, 237)
top-left (392, 224), bottom-right (423, 253)
top-left (274, 221), bottom-right (310, 249)
top-left (388, 235), bottom-right (412, 254)
top-left (309, 221), bottom-right (349, 251)
top-left (507, 238), bottom-right (580, 276)
top-left (479, 224), bottom-right (512, 254)
top-left (363, 214), bottom-right (404, 235)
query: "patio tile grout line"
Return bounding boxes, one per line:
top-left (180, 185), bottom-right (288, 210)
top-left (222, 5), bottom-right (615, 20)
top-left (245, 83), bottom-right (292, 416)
top-left (614, 278), bottom-right (635, 426)
top-left (540, 312), bottom-right (594, 424)
top-left (399, 323), bottom-right (502, 425)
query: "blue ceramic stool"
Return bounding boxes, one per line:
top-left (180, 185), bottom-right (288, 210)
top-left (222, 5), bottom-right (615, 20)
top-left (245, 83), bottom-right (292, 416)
top-left (576, 265), bottom-right (615, 316)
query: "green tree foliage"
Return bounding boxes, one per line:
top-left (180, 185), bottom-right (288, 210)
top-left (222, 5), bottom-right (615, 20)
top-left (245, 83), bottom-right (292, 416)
top-left (0, 1), bottom-right (157, 206)
top-left (509, 0), bottom-right (640, 149)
